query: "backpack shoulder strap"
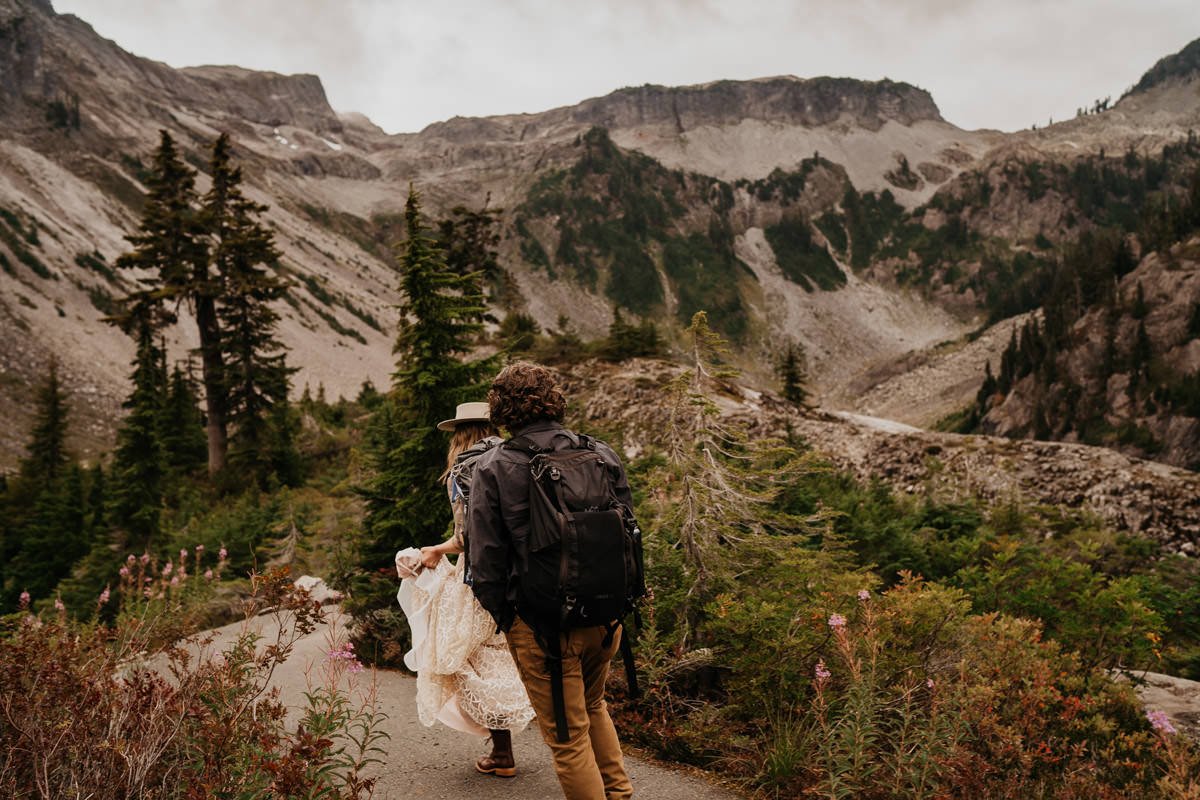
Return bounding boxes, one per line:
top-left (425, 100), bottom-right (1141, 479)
top-left (502, 435), bottom-right (544, 455)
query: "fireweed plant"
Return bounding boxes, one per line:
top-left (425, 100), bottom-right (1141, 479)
top-left (0, 560), bottom-right (386, 798)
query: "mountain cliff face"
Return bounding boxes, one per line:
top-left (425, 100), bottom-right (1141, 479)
top-left (0, 0), bottom-right (1198, 474)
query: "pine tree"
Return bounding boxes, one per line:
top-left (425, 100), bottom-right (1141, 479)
top-left (11, 464), bottom-right (89, 601)
top-left (647, 311), bottom-right (824, 648)
top-left (436, 202), bottom-right (513, 308)
top-left (108, 293), bottom-right (170, 547)
top-left (202, 133), bottom-right (295, 485)
top-left (1102, 308), bottom-right (1119, 379)
top-left (4, 374), bottom-right (87, 605)
top-left (86, 463), bottom-right (106, 531)
top-left (116, 130), bottom-right (225, 475)
top-left (359, 188), bottom-right (492, 565)
top-left (20, 359), bottom-right (70, 484)
top-left (998, 329), bottom-right (1018, 394)
top-left (351, 189), bottom-right (494, 665)
top-left (776, 343), bottom-right (809, 404)
top-left (158, 361), bottom-right (208, 476)
top-left (1131, 281), bottom-right (1149, 319)
top-left (1130, 320), bottom-right (1153, 398)
top-left (977, 360), bottom-right (997, 410)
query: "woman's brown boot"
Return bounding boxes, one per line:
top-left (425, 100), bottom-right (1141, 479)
top-left (475, 728), bottom-right (516, 777)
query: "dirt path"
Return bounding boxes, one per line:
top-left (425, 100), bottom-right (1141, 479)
top-left (203, 607), bottom-right (744, 800)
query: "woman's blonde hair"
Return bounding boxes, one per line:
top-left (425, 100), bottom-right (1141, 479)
top-left (441, 421), bottom-right (497, 482)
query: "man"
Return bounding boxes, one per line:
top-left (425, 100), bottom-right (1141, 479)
top-left (468, 361), bottom-right (635, 800)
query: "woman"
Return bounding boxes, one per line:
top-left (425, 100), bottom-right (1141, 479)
top-left (395, 401), bottom-right (534, 777)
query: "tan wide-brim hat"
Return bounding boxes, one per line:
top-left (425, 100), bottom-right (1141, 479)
top-left (436, 401), bottom-right (491, 432)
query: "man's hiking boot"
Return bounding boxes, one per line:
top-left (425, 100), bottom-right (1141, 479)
top-left (476, 729), bottom-right (516, 777)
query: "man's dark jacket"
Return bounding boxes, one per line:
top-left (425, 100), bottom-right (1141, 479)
top-left (466, 420), bottom-right (634, 632)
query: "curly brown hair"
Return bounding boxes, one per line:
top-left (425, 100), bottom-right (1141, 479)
top-left (487, 361), bottom-right (567, 432)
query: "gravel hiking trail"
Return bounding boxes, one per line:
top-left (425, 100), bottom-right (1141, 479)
top-left (202, 607), bottom-right (744, 800)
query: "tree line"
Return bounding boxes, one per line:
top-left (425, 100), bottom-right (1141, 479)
top-left (0, 131), bottom-right (298, 610)
top-left (968, 158), bottom-right (1200, 450)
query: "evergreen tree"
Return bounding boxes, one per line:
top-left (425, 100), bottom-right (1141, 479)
top-left (351, 189), bottom-right (494, 665)
top-left (1102, 308), bottom-right (1119, 379)
top-left (776, 343), bottom-right (809, 404)
top-left (116, 130), bottom-right (225, 475)
top-left (998, 329), bottom-right (1018, 394)
top-left (263, 399), bottom-right (303, 488)
top-left (86, 463), bottom-right (106, 531)
top-left (498, 312), bottom-right (541, 353)
top-left (20, 359), bottom-right (70, 484)
top-left (1131, 281), bottom-right (1149, 319)
top-left (1032, 398), bottom-right (1052, 440)
top-left (648, 311), bottom-right (821, 648)
top-left (158, 361), bottom-right (208, 476)
top-left (359, 187), bottom-right (492, 565)
top-left (603, 309), bottom-right (662, 361)
top-left (108, 293), bottom-right (171, 547)
top-left (3, 374), bottom-right (87, 605)
top-left (11, 464), bottom-right (89, 601)
top-left (355, 379), bottom-right (383, 411)
top-left (976, 361), bottom-right (997, 410)
top-left (202, 133), bottom-right (295, 485)
top-left (436, 202), bottom-right (514, 309)
top-left (1130, 320), bottom-right (1153, 397)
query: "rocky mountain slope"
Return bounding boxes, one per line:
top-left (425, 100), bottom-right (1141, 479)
top-left (1, 0), bottom-right (1199, 472)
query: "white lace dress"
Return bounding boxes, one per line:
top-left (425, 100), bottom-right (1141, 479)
top-left (396, 493), bottom-right (533, 736)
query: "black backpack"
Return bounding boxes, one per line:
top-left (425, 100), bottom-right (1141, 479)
top-left (504, 431), bottom-right (645, 742)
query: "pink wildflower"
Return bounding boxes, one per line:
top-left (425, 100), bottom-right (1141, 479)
top-left (98, 586), bottom-right (110, 606)
top-left (195, 544), bottom-right (204, 555)
top-left (926, 678), bottom-right (935, 689)
top-left (119, 566), bottom-right (130, 578)
top-left (218, 546), bottom-right (228, 561)
top-left (1147, 710), bottom-right (1177, 735)
top-left (170, 575), bottom-right (179, 586)
top-left (204, 569), bottom-right (214, 581)
top-left (54, 595), bottom-right (65, 612)
top-left (828, 613), bottom-right (847, 629)
top-left (140, 552), bottom-right (150, 565)
top-left (18, 590), bottom-right (30, 610)
top-left (126, 554), bottom-right (136, 565)
top-left (326, 641), bottom-right (365, 673)
top-left (162, 561), bottom-right (173, 577)
top-left (179, 549), bottom-right (187, 563)
top-left (857, 589), bottom-right (870, 601)
top-left (815, 660), bottom-right (831, 682)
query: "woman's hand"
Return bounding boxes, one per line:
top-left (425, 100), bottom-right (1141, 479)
top-left (419, 545), bottom-right (443, 570)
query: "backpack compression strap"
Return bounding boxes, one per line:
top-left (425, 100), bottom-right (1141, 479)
top-left (529, 625), bottom-right (571, 744)
top-left (603, 620), bottom-right (640, 701)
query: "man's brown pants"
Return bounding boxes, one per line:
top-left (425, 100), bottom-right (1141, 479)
top-left (506, 616), bottom-right (633, 799)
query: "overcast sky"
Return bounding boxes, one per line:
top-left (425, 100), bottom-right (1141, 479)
top-left (53, 0), bottom-right (1200, 135)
